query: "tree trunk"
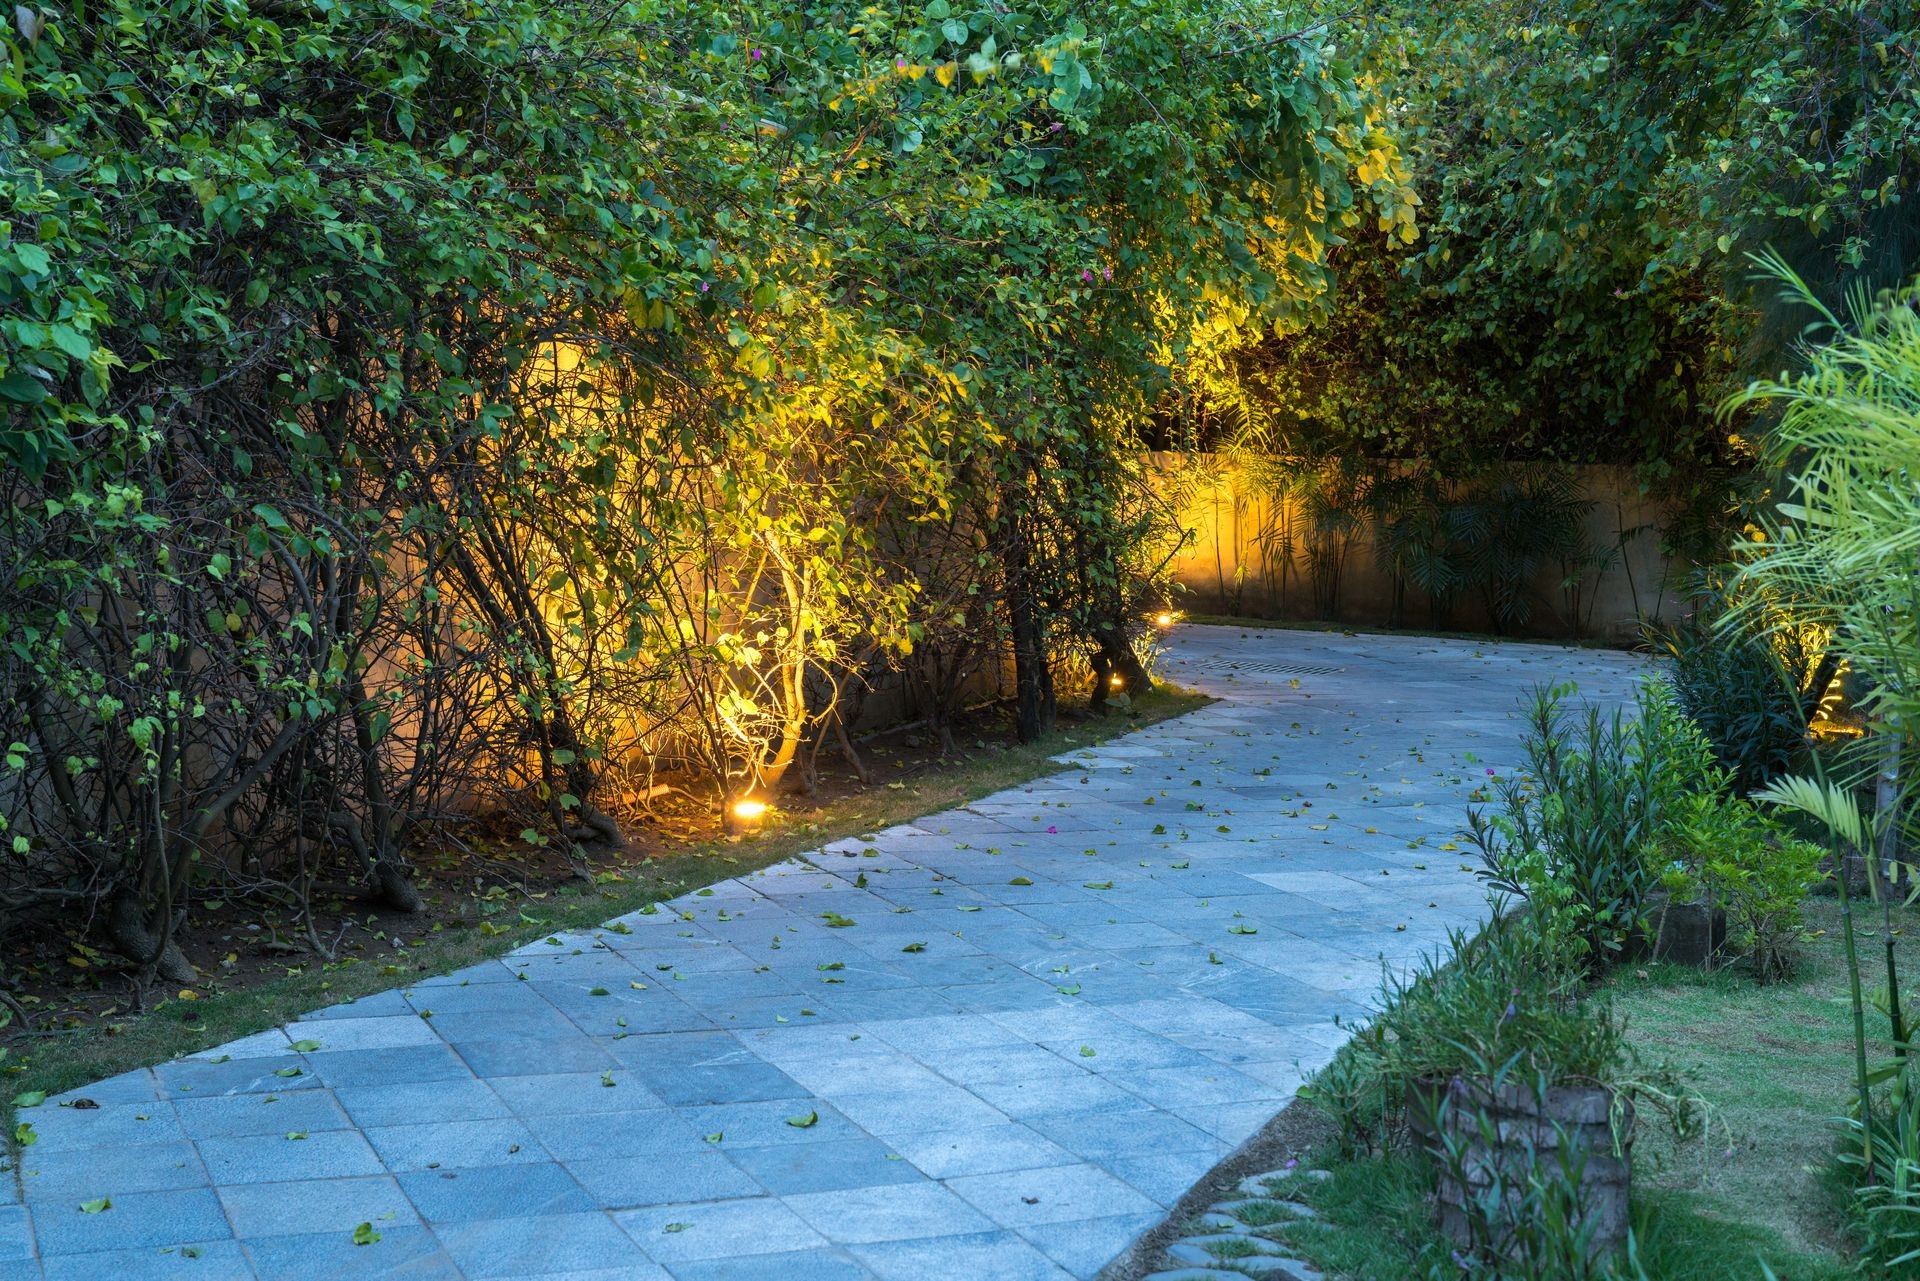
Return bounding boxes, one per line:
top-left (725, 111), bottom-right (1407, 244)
top-left (1003, 514), bottom-right (1055, 743)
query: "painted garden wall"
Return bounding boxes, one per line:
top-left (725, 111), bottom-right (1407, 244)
top-left (1155, 455), bottom-right (1691, 644)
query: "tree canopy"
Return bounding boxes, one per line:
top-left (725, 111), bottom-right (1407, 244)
top-left (0, 0), bottom-right (1410, 970)
top-left (1195, 0), bottom-right (1919, 497)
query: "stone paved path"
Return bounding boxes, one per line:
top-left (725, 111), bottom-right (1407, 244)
top-left (0, 626), bottom-right (1650, 1280)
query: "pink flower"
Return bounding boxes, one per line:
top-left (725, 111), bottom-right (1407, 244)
top-left (699, 281), bottom-right (709, 292)
top-left (749, 48), bottom-right (763, 61)
top-left (1046, 825), bottom-right (1057, 834)
top-left (1049, 123), bottom-right (1064, 133)
top-left (1080, 270), bottom-right (1093, 283)
top-left (1101, 266), bottom-right (1111, 281)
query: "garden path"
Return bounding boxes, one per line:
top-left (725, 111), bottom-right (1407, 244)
top-left (3, 626), bottom-right (1650, 1280)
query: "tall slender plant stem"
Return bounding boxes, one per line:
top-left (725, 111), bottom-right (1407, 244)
top-left (1835, 851), bottom-right (1876, 1169)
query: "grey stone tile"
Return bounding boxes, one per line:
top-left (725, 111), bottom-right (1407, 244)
top-left (244, 1226), bottom-right (458, 1281)
top-left (617, 1198), bottom-right (827, 1262)
top-left (0, 1209), bottom-right (27, 1261)
top-left (885, 1124), bottom-right (1075, 1180)
top-left (281, 1015), bottom-right (440, 1053)
top-left (153, 1056), bottom-right (319, 1100)
top-left (19, 1140), bottom-right (208, 1201)
top-left (173, 1090), bottom-right (354, 1139)
top-left (451, 1035), bottom-right (618, 1079)
top-left (861, 1014), bottom-right (1027, 1055)
top-left (196, 1129), bottom-right (384, 1184)
top-left (436, 1211), bottom-right (658, 1279)
top-left (666, 1249), bottom-right (873, 1281)
top-left (1165, 1100), bottom-right (1279, 1145)
top-left (300, 989), bottom-right (415, 1020)
top-left (405, 980), bottom-right (558, 1014)
top-left (1101, 1152), bottom-right (1218, 1206)
top-left (333, 1077), bottom-right (510, 1129)
top-left (413, 1006), bottom-right (578, 1042)
top-left (966, 1073), bottom-right (1149, 1120)
top-left (848, 1229), bottom-right (1073, 1281)
top-left (811, 987), bottom-right (965, 1023)
top-left (21, 1101), bottom-right (182, 1153)
top-left (567, 1151), bottom-right (763, 1209)
top-left (34, 1186), bottom-right (231, 1256)
top-left (677, 1099), bottom-right (860, 1149)
top-left (486, 1070), bottom-right (664, 1117)
top-left (42, 1241), bottom-right (252, 1281)
top-left (784, 1182), bottom-right (996, 1245)
top-left (48, 1069), bottom-right (158, 1105)
top-left (622, 1059), bottom-right (809, 1108)
top-left (305, 1044), bottom-right (474, 1089)
top-left (1023, 1108), bottom-right (1225, 1160)
top-left (1019, 1212), bottom-right (1162, 1277)
top-left (364, 1117), bottom-right (543, 1170)
top-left (526, 1107), bottom-right (706, 1163)
top-left (218, 1174), bottom-right (418, 1239)
top-left (946, 1163), bottom-right (1161, 1227)
top-left (724, 1136), bottom-right (924, 1196)
top-left (399, 1162), bottom-right (595, 1222)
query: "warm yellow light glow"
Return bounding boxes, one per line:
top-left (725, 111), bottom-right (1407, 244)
top-left (732, 798), bottom-right (768, 821)
top-left (1155, 612), bottom-right (1174, 627)
top-left (1109, 673), bottom-right (1125, 688)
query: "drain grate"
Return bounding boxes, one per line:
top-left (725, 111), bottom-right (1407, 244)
top-left (1226, 661), bottom-right (1347, 676)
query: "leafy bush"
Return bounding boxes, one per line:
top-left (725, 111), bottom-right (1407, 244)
top-left (1468, 681), bottom-right (1716, 971)
top-left (1652, 572), bottom-right (1826, 795)
top-left (1728, 266), bottom-right (1920, 1276)
top-left (1373, 919), bottom-right (1615, 1091)
top-left (1305, 912), bottom-right (1697, 1270)
top-left (1656, 788), bottom-right (1827, 982)
top-left (1308, 911), bottom-right (1686, 1147)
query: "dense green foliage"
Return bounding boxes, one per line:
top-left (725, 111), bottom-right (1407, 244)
top-left (0, 0), bottom-right (1412, 971)
top-left (1730, 265), bottom-right (1920, 1276)
top-left (1469, 682), bottom-right (1719, 971)
top-left (1198, 0), bottom-right (1919, 491)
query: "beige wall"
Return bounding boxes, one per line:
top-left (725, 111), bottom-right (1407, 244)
top-left (1156, 455), bottom-right (1692, 644)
